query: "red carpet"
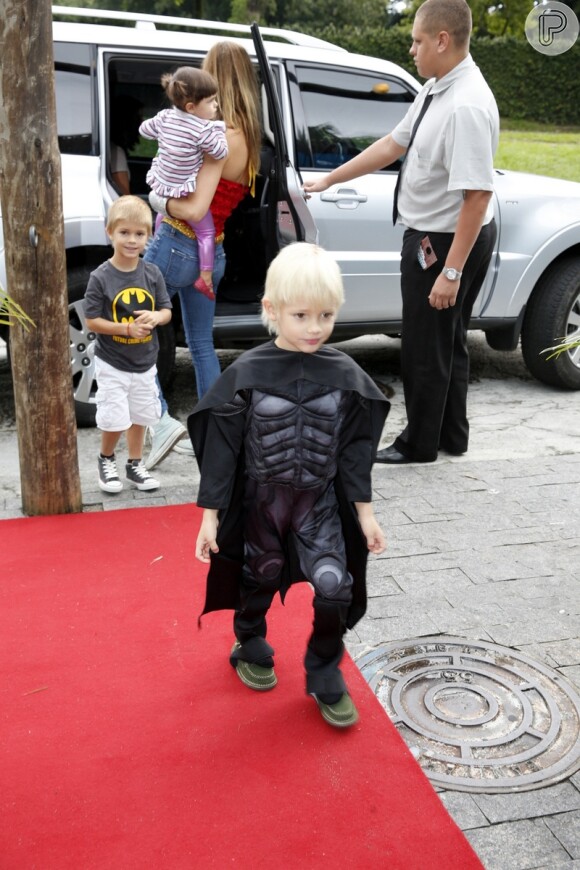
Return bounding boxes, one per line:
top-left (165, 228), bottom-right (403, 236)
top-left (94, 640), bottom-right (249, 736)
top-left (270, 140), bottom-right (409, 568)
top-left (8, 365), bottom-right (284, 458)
top-left (1, 504), bottom-right (482, 869)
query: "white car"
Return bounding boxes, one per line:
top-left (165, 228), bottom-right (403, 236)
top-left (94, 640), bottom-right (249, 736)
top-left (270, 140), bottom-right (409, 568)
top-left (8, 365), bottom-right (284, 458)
top-left (1, 6), bottom-right (579, 425)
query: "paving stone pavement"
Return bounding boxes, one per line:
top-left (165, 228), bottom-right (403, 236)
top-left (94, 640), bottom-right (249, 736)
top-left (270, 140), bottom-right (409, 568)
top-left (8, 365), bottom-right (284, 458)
top-left (367, 453), bottom-right (580, 870)
top-left (2, 336), bottom-right (580, 869)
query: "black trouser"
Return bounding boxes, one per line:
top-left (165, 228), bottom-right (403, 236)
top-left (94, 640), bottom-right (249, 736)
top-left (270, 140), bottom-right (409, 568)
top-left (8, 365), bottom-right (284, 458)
top-left (232, 479), bottom-right (352, 697)
top-left (394, 220), bottom-right (497, 461)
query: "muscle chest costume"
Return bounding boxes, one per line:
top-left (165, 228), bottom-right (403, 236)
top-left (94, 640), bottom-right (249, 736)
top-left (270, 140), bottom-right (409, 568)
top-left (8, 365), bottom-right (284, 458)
top-left (188, 342), bottom-right (390, 631)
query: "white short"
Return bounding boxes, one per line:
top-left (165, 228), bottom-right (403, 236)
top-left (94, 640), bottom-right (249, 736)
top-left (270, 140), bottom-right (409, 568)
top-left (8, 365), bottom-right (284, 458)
top-left (95, 358), bottom-right (161, 432)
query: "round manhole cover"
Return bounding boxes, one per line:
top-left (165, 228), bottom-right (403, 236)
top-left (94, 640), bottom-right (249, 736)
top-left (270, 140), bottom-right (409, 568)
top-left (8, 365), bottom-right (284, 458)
top-left (357, 636), bottom-right (580, 793)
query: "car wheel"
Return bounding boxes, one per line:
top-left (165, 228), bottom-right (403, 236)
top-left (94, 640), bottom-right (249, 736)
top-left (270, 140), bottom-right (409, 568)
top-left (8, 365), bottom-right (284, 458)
top-left (68, 265), bottom-right (98, 427)
top-left (521, 258), bottom-right (580, 390)
top-left (67, 265), bottom-right (176, 427)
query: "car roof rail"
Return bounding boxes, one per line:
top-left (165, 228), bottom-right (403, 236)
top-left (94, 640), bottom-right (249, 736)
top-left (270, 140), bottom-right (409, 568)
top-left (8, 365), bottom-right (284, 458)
top-left (51, 6), bottom-right (344, 51)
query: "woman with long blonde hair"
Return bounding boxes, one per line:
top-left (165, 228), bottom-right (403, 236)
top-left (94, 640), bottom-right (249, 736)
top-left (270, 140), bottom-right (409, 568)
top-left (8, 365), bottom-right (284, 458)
top-left (144, 41), bottom-right (262, 469)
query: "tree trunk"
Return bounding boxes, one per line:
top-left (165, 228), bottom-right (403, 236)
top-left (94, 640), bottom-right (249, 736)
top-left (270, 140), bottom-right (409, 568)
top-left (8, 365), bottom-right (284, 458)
top-left (0, 0), bottom-right (82, 515)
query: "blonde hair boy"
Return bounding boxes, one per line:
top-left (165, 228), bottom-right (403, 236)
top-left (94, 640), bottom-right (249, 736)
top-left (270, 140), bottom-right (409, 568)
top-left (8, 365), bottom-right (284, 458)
top-left (191, 240), bottom-right (389, 730)
top-left (260, 242), bottom-right (345, 334)
top-left (85, 194), bottom-right (171, 496)
top-left (106, 194), bottom-right (153, 236)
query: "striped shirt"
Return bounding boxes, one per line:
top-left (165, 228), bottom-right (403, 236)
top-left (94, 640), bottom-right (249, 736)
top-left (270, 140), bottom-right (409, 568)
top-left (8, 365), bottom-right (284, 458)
top-left (140, 107), bottom-right (228, 198)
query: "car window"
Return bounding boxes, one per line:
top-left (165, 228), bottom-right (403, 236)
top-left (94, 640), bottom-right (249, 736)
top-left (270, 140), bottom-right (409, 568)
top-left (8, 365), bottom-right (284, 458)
top-left (104, 54), bottom-right (273, 197)
top-left (107, 56), bottom-right (192, 130)
top-left (106, 55), bottom-right (203, 195)
top-left (54, 42), bottom-right (94, 155)
top-left (288, 64), bottom-right (415, 171)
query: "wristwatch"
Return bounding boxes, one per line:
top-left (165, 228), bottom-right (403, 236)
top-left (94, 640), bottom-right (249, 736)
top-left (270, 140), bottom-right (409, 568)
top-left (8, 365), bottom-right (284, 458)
top-left (442, 266), bottom-right (462, 281)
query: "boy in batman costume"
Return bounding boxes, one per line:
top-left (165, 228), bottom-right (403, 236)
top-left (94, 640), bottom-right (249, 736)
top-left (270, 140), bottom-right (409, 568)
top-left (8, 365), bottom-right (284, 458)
top-left (190, 243), bottom-right (390, 728)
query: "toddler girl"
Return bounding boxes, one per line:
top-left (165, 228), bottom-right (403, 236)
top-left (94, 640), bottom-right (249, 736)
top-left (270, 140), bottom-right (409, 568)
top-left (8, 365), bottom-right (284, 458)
top-left (140, 66), bottom-right (228, 300)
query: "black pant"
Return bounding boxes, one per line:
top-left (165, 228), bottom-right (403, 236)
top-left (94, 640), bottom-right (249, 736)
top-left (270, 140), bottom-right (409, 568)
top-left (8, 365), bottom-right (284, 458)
top-left (394, 220), bottom-right (497, 461)
top-left (233, 479), bottom-right (352, 697)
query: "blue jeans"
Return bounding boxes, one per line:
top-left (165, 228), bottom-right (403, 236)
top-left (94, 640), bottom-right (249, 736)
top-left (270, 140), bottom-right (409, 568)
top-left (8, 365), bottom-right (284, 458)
top-left (143, 221), bottom-right (226, 407)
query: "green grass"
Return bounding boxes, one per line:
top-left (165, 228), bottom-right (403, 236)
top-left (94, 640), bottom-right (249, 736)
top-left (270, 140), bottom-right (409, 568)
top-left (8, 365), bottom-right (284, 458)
top-left (496, 119), bottom-right (580, 182)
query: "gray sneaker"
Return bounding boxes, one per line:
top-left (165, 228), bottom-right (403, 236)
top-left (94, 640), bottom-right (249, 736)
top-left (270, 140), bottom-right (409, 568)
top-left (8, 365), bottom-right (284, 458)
top-left (98, 454), bottom-right (123, 494)
top-left (145, 412), bottom-right (187, 470)
top-left (126, 460), bottom-right (160, 491)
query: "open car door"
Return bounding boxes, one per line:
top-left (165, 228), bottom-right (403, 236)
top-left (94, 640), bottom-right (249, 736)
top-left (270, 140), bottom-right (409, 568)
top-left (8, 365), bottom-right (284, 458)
top-left (251, 22), bottom-right (318, 263)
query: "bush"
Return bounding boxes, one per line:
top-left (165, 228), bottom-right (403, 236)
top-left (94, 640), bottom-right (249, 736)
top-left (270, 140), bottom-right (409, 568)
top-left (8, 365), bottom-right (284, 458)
top-left (471, 36), bottom-right (580, 125)
top-left (307, 26), bottom-right (580, 126)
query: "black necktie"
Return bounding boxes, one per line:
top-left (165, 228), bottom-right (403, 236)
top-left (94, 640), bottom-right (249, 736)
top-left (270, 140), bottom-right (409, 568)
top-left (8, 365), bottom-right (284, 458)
top-left (392, 92), bottom-right (434, 225)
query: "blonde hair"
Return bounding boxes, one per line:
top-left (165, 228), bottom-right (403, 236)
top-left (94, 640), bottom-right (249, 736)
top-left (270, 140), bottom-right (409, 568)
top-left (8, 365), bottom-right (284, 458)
top-left (106, 195), bottom-right (152, 235)
top-left (261, 243), bottom-right (344, 334)
top-left (202, 41), bottom-right (262, 183)
top-left (161, 66), bottom-right (218, 110)
top-left (416, 0), bottom-right (472, 48)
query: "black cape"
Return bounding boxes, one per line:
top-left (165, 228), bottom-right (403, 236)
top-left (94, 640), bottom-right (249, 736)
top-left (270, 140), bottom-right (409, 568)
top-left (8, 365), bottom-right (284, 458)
top-left (188, 341), bottom-right (390, 628)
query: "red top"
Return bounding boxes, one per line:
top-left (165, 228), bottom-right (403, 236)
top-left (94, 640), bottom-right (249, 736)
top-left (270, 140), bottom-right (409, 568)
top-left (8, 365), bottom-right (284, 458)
top-left (209, 177), bottom-right (250, 236)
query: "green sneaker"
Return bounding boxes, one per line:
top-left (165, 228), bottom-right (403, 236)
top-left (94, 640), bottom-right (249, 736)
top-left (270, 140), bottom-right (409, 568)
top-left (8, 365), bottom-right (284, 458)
top-left (231, 642), bottom-right (277, 691)
top-left (314, 693), bottom-right (359, 728)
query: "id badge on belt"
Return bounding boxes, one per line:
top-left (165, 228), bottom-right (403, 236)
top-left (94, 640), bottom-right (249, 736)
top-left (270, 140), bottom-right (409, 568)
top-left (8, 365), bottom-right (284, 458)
top-left (417, 235), bottom-right (438, 270)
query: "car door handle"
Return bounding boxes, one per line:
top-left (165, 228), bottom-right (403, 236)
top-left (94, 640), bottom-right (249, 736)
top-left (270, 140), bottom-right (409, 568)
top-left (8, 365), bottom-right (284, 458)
top-left (320, 188), bottom-right (368, 205)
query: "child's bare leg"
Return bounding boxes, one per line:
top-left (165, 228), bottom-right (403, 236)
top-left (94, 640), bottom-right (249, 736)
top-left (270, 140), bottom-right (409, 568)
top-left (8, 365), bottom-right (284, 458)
top-left (101, 430), bottom-right (122, 456)
top-left (126, 423), bottom-right (146, 460)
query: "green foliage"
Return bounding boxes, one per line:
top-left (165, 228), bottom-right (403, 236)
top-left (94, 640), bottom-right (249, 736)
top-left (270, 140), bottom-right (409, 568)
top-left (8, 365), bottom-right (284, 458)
top-left (459, 0), bottom-right (530, 36)
top-left (305, 24), bottom-right (415, 70)
top-left (542, 336), bottom-right (580, 359)
top-left (55, 0), bottom-right (387, 25)
top-left (54, 0), bottom-right (580, 31)
top-left (282, 0), bottom-right (386, 29)
top-left (54, 0), bottom-right (223, 16)
top-left (392, 0), bottom-right (552, 36)
top-left (0, 285), bottom-right (36, 332)
top-left (229, 0), bottom-right (276, 24)
top-left (53, 1), bottom-right (580, 125)
top-left (300, 25), bottom-right (580, 126)
top-left (471, 36), bottom-right (580, 126)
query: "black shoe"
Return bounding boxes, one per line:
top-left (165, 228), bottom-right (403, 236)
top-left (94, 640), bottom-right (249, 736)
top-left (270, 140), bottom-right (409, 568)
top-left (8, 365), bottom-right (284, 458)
top-left (374, 444), bottom-right (413, 464)
top-left (439, 443), bottom-right (467, 456)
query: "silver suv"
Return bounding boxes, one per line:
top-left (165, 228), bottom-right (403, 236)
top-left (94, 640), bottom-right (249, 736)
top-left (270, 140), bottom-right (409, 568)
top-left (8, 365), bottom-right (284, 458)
top-left (1, 6), bottom-right (579, 426)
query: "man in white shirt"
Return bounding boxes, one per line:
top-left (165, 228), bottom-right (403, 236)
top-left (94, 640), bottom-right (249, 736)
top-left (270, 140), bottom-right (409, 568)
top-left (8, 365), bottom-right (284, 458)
top-left (304, 0), bottom-right (499, 464)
